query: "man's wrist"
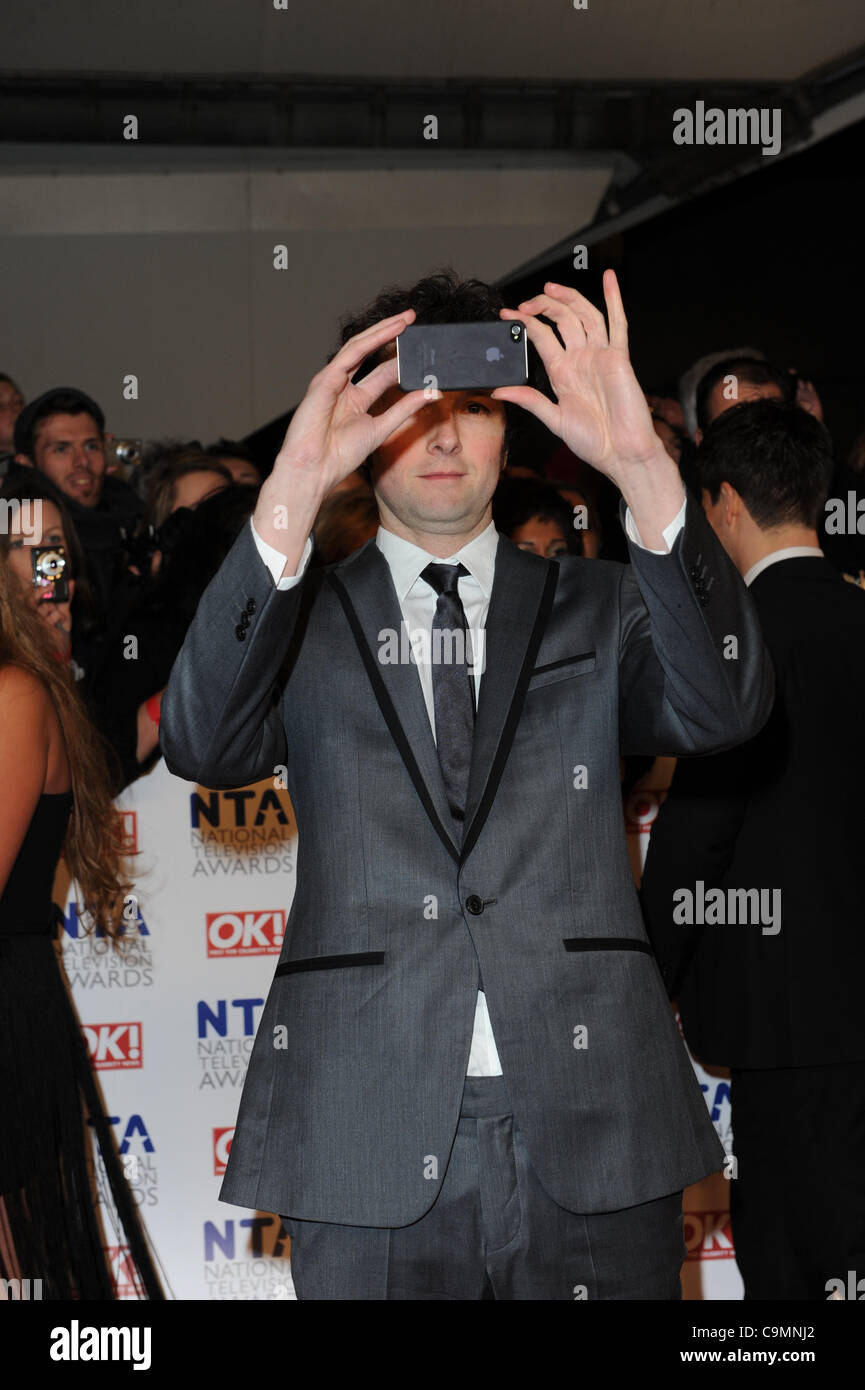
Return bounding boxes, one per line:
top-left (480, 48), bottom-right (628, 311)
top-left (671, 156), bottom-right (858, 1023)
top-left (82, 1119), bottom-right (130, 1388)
top-left (616, 441), bottom-right (685, 549)
top-left (252, 468), bottom-right (326, 555)
top-left (612, 437), bottom-right (679, 495)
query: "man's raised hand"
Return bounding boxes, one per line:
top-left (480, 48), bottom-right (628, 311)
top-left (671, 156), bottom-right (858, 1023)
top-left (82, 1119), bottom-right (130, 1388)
top-left (491, 271), bottom-right (664, 486)
top-left (273, 310), bottom-right (434, 496)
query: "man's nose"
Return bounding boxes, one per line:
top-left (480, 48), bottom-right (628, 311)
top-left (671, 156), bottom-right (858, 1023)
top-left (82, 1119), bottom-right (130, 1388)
top-left (427, 407), bottom-right (461, 451)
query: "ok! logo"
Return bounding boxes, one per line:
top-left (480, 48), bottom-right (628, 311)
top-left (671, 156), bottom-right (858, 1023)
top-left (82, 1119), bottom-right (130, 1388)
top-left (205, 910), bottom-right (285, 958)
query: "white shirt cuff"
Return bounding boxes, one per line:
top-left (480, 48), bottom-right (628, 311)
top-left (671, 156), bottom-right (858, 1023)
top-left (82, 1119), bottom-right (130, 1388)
top-left (624, 489), bottom-right (687, 554)
top-left (249, 515), bottom-right (313, 589)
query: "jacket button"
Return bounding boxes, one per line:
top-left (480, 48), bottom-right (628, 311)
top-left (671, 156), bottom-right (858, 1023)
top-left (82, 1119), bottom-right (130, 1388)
top-left (465, 895), bottom-right (485, 916)
top-left (246, 598), bottom-right (256, 614)
top-left (239, 611), bottom-right (250, 628)
top-left (235, 624), bottom-right (247, 641)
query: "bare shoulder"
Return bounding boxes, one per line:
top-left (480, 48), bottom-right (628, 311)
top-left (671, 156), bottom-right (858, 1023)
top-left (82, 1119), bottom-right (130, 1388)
top-left (0, 661), bottom-right (52, 701)
top-left (0, 663), bottom-right (55, 728)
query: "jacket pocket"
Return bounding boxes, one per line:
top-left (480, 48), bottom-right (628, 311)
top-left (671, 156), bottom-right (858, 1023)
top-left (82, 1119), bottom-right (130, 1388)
top-left (275, 950), bottom-right (385, 977)
top-left (527, 650), bottom-right (596, 691)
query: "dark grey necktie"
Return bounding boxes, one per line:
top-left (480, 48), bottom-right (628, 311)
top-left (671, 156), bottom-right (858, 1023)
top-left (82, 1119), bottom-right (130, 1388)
top-left (421, 562), bottom-right (476, 832)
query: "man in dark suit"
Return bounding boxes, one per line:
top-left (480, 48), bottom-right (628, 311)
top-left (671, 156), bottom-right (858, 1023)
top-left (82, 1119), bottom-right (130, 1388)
top-left (642, 398), bottom-right (865, 1300)
top-left (160, 270), bottom-right (773, 1299)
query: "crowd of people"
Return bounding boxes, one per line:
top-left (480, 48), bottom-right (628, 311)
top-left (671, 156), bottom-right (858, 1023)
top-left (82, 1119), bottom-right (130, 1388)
top-left (1, 264), bottom-right (863, 1300)
top-left (2, 323), bottom-right (862, 807)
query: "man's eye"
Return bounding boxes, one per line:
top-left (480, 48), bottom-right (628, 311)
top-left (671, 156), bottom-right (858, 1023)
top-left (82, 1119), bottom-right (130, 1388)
top-left (465, 400), bottom-right (490, 414)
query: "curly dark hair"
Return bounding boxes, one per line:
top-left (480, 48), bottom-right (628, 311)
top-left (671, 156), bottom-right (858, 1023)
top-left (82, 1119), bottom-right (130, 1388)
top-left (336, 267), bottom-right (553, 476)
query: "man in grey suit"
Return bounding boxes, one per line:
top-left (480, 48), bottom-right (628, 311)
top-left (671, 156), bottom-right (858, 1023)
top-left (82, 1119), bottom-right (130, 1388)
top-left (160, 269), bottom-right (774, 1299)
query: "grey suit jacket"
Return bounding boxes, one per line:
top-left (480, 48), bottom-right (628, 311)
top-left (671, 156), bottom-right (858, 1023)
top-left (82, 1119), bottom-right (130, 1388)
top-left (160, 496), bottom-right (774, 1223)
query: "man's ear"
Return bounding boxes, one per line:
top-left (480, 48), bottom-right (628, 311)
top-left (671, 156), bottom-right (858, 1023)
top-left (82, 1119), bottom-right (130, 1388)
top-left (720, 480), bottom-right (742, 523)
top-left (14, 454), bottom-right (34, 468)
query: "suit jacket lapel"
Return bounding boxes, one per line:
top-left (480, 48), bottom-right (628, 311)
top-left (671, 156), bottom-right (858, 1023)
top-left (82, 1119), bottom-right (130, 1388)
top-left (328, 534), bottom-right (558, 867)
top-left (461, 536), bottom-right (558, 861)
top-left (328, 541), bottom-right (461, 862)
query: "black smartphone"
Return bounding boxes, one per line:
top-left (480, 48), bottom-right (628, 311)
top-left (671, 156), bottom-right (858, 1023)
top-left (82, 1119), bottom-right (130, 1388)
top-left (397, 321), bottom-right (528, 392)
top-left (31, 545), bottom-right (69, 604)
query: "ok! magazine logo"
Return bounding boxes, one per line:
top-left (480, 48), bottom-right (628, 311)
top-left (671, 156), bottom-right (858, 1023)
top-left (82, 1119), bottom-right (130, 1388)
top-left (205, 909), bottom-right (285, 959)
top-left (81, 1022), bottom-right (143, 1071)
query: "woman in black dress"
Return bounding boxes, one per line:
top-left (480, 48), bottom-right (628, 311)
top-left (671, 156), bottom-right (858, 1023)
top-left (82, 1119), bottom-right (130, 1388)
top-left (0, 499), bottom-right (161, 1300)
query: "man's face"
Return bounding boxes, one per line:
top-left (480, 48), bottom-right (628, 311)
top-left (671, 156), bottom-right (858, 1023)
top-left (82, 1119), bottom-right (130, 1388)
top-left (0, 379), bottom-right (24, 451)
top-left (706, 380), bottom-right (784, 428)
top-left (369, 386), bottom-right (507, 542)
top-left (24, 412), bottom-right (106, 508)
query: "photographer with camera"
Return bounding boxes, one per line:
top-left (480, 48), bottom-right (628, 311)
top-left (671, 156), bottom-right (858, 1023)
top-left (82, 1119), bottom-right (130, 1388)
top-left (7, 388), bottom-right (148, 643)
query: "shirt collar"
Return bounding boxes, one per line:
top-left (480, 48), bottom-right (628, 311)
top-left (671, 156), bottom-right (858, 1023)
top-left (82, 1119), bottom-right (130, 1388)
top-left (743, 546), bottom-right (824, 588)
top-left (375, 520), bottom-right (498, 602)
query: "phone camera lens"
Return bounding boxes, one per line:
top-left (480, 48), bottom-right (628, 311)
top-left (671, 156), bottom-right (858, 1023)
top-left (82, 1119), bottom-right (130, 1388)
top-left (510, 324), bottom-right (522, 341)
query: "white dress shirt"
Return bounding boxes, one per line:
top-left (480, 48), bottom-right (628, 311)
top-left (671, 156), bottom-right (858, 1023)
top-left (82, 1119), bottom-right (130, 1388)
top-left (248, 485), bottom-right (687, 1075)
top-left (743, 545), bottom-right (824, 588)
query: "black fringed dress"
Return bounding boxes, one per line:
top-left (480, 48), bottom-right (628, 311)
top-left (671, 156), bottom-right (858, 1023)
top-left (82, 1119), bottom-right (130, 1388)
top-left (0, 790), bottom-right (162, 1300)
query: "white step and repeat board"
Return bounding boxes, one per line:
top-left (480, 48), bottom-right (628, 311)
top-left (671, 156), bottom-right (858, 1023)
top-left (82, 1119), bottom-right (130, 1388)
top-left (60, 758), bottom-right (299, 1301)
top-left (58, 756), bottom-right (742, 1300)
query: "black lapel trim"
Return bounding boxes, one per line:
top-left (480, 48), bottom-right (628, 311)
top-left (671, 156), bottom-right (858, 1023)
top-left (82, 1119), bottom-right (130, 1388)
top-left (459, 561), bottom-right (559, 864)
top-left (562, 937), bottom-right (653, 954)
top-left (328, 571), bottom-right (460, 864)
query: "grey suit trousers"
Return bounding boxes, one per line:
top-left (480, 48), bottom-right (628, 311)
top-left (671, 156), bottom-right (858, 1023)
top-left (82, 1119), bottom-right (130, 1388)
top-left (283, 1073), bottom-right (686, 1300)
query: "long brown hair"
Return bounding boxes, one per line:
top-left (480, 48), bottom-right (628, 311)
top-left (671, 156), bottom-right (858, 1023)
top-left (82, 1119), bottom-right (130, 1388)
top-left (0, 543), bottom-right (133, 939)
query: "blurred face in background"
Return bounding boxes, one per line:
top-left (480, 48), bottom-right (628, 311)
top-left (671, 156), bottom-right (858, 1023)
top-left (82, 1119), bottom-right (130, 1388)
top-left (4, 497), bottom-right (75, 657)
top-left (645, 393), bottom-right (685, 432)
top-left (217, 455), bottom-right (261, 488)
top-left (510, 515), bottom-right (570, 559)
top-left (0, 379), bottom-right (24, 452)
top-left (171, 469), bottom-right (230, 513)
top-left (22, 412), bottom-right (106, 509)
top-left (700, 380), bottom-right (785, 438)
